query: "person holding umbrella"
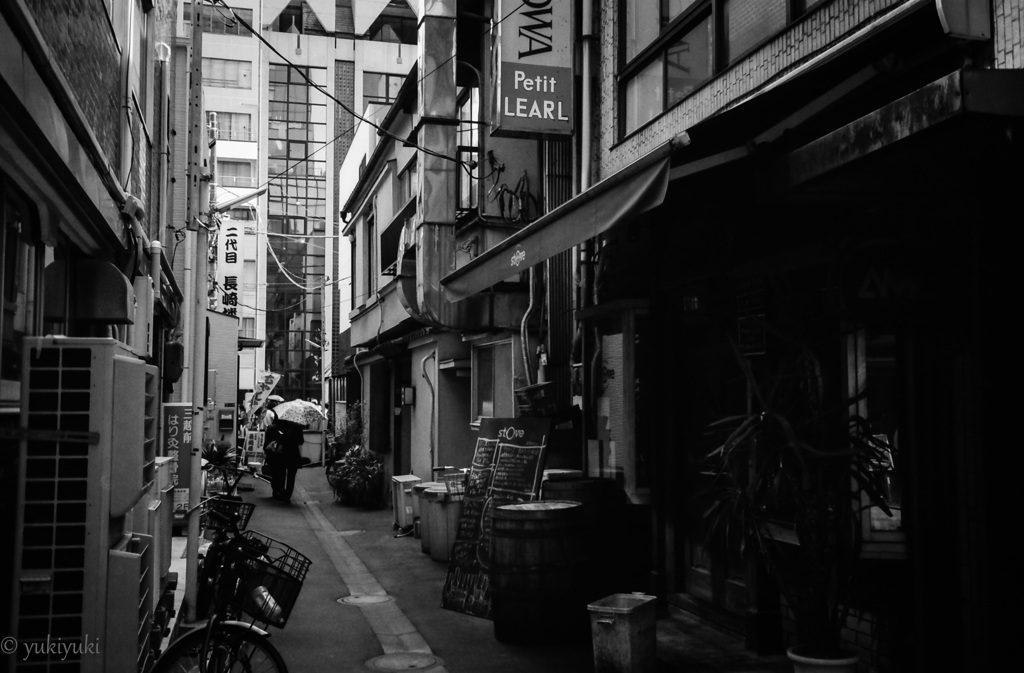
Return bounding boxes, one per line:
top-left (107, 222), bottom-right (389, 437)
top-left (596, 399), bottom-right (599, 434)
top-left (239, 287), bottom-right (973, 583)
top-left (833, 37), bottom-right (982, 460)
top-left (263, 415), bottom-right (304, 502)
top-left (263, 399), bottom-right (325, 502)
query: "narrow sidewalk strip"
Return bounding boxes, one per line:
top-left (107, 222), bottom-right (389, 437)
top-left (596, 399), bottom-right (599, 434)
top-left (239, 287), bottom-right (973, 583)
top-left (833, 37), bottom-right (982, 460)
top-left (295, 484), bottom-right (447, 666)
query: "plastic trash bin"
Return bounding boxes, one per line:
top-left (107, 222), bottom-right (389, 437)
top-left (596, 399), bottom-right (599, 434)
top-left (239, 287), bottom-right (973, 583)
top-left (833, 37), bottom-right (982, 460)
top-left (425, 487), bottom-right (462, 563)
top-left (414, 482), bottom-right (442, 549)
top-left (392, 474), bottom-right (421, 530)
top-left (587, 593), bottom-right (657, 673)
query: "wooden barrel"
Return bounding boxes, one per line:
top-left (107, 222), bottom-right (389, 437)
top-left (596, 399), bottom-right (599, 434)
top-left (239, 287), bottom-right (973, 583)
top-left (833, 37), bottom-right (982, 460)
top-left (541, 478), bottom-right (624, 600)
top-left (490, 501), bottom-right (589, 644)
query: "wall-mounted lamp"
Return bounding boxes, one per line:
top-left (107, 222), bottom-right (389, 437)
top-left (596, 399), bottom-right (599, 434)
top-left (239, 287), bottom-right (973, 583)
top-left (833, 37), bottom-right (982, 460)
top-left (401, 386), bottom-right (415, 406)
top-left (396, 43), bottom-right (403, 65)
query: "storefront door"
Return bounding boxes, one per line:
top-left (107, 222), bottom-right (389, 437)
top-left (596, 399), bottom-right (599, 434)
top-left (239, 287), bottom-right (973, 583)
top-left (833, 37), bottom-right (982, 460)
top-left (668, 316), bottom-right (753, 632)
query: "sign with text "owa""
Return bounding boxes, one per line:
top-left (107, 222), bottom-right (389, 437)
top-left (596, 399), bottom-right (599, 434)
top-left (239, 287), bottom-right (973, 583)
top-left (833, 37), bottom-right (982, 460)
top-left (493, 0), bottom-right (573, 136)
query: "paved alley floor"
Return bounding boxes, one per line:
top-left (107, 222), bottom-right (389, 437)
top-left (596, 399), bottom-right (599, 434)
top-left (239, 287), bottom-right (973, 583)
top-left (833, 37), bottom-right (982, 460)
top-left (171, 466), bottom-right (789, 672)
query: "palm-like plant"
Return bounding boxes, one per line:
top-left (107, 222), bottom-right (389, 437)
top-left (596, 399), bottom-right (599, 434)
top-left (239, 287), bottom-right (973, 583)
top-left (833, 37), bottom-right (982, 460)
top-left (701, 344), bottom-right (893, 659)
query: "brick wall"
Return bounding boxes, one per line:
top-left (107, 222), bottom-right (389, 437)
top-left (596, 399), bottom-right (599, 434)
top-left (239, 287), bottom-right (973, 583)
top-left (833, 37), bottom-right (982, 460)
top-left (995, 0), bottom-right (1024, 67)
top-left (23, 0), bottom-right (122, 176)
top-left (332, 59), bottom-right (355, 377)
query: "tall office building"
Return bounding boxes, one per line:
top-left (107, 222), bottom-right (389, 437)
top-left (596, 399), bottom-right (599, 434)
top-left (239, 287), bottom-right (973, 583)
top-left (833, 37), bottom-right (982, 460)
top-left (180, 0), bottom-right (414, 410)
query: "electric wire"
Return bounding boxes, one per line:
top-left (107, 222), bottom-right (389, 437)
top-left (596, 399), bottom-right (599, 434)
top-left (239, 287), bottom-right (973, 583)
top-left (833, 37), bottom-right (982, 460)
top-left (209, 0), bottom-right (452, 166)
top-left (207, 0), bottom-right (527, 180)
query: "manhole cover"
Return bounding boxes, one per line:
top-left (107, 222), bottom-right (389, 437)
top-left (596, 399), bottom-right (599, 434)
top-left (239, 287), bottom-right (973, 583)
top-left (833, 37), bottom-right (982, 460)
top-left (338, 594), bottom-right (392, 605)
top-left (365, 653), bottom-right (442, 671)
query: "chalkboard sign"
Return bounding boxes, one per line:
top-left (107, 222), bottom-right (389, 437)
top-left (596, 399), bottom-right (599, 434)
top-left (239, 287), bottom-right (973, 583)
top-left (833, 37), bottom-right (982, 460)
top-left (441, 417), bottom-right (551, 618)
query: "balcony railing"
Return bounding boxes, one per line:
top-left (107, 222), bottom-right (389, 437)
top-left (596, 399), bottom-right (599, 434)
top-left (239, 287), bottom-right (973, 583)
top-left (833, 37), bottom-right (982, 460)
top-left (209, 129), bottom-right (255, 142)
top-left (217, 176), bottom-right (257, 188)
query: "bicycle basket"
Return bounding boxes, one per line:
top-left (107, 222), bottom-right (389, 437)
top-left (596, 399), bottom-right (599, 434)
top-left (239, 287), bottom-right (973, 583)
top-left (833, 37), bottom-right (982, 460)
top-left (440, 470), bottom-right (467, 498)
top-left (225, 531), bottom-right (312, 628)
top-left (201, 498), bottom-right (255, 533)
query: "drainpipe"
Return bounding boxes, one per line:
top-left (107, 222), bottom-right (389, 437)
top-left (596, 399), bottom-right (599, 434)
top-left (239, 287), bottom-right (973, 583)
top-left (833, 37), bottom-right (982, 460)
top-left (580, 0), bottom-right (593, 194)
top-left (521, 267), bottom-right (536, 386)
top-left (421, 351), bottom-right (436, 472)
top-left (579, 0), bottom-right (595, 474)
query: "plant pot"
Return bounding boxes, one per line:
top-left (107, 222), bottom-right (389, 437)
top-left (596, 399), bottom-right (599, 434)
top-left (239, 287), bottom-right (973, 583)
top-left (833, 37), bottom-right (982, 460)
top-left (786, 647), bottom-right (859, 673)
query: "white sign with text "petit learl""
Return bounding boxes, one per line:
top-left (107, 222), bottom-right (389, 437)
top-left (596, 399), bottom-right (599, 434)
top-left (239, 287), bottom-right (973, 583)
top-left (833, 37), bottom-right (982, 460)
top-left (494, 0), bottom-right (573, 136)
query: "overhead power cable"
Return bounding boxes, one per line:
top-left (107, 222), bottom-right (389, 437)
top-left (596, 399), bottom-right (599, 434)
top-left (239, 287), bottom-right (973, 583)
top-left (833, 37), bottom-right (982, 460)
top-left (208, 0), bottom-right (527, 179)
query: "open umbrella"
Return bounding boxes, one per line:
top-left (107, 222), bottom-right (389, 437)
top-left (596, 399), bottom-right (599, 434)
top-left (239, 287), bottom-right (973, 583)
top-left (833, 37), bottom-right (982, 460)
top-left (271, 399), bottom-right (327, 426)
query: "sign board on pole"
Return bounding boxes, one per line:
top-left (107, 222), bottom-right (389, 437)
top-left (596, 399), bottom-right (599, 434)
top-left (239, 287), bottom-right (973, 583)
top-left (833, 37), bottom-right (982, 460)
top-left (492, 0), bottom-right (573, 136)
top-left (162, 402), bottom-right (193, 522)
top-left (246, 370), bottom-right (282, 427)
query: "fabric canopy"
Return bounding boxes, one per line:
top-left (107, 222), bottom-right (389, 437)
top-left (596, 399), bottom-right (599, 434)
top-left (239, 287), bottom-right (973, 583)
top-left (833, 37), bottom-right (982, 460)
top-left (441, 146), bottom-right (674, 301)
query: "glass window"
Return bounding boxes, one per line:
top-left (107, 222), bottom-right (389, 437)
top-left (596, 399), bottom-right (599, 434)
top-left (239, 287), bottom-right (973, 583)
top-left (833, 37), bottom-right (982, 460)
top-left (264, 63), bottom-right (328, 401)
top-left (241, 317), bottom-right (256, 339)
top-left (1, 177), bottom-right (45, 403)
top-left (625, 59), bottom-right (663, 133)
top-left (208, 111), bottom-right (252, 141)
top-left (242, 260), bottom-right (257, 292)
top-left (198, 6), bottom-right (253, 37)
top-left (216, 160), bottom-right (254, 188)
top-left (620, 0), bottom-right (810, 136)
top-left (457, 88), bottom-right (479, 211)
top-left (202, 57), bottom-right (252, 89)
top-left (724, 0), bottom-right (788, 62)
top-left (624, 2), bottom-right (661, 61)
top-left (363, 72), bottom-right (405, 105)
top-left (847, 325), bottom-right (907, 558)
top-left (666, 16), bottom-right (713, 107)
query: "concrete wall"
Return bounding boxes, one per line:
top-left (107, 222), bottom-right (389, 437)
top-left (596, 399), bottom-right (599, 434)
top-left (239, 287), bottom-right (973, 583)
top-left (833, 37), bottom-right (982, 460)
top-left (409, 333), bottom-right (473, 480)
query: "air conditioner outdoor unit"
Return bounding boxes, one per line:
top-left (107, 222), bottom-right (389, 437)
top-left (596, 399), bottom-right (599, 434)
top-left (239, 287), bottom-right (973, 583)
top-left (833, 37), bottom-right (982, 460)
top-left (10, 337), bottom-right (158, 672)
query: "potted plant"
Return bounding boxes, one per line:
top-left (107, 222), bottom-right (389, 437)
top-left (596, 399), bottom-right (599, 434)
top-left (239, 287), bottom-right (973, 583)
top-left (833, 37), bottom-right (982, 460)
top-left (325, 403), bottom-right (385, 507)
top-left (700, 342), bottom-right (893, 672)
top-left (328, 444), bottom-right (385, 507)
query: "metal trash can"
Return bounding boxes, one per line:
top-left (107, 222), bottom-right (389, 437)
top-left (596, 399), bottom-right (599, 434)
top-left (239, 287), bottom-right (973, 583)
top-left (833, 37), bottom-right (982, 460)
top-left (587, 593), bottom-right (657, 673)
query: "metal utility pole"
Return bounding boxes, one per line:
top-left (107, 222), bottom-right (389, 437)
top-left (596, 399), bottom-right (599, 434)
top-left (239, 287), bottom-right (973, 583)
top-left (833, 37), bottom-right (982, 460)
top-left (185, 0), bottom-right (208, 624)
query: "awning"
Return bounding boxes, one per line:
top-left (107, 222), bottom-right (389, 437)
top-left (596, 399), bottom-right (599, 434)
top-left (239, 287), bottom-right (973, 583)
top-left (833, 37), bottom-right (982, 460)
top-left (777, 68), bottom-right (1024, 188)
top-left (441, 137), bottom-right (681, 301)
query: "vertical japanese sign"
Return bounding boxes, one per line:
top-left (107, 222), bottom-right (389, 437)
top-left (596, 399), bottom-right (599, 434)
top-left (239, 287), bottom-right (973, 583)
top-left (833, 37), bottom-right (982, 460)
top-left (246, 370), bottom-right (282, 426)
top-left (217, 220), bottom-right (241, 315)
top-left (493, 0), bottom-right (573, 136)
top-left (162, 402), bottom-right (193, 518)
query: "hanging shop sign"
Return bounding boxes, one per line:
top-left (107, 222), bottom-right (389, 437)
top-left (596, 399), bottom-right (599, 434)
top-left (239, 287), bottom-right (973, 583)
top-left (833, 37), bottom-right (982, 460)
top-left (492, 0), bottom-right (573, 136)
top-left (216, 219), bottom-right (241, 315)
top-left (162, 402), bottom-right (193, 520)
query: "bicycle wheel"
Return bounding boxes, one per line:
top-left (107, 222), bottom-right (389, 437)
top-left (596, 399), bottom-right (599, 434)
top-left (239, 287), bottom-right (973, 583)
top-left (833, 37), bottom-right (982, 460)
top-left (152, 623), bottom-right (288, 673)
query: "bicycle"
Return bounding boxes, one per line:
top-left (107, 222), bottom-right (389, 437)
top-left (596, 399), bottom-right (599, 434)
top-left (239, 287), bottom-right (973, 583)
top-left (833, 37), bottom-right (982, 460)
top-left (152, 493), bottom-right (311, 673)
